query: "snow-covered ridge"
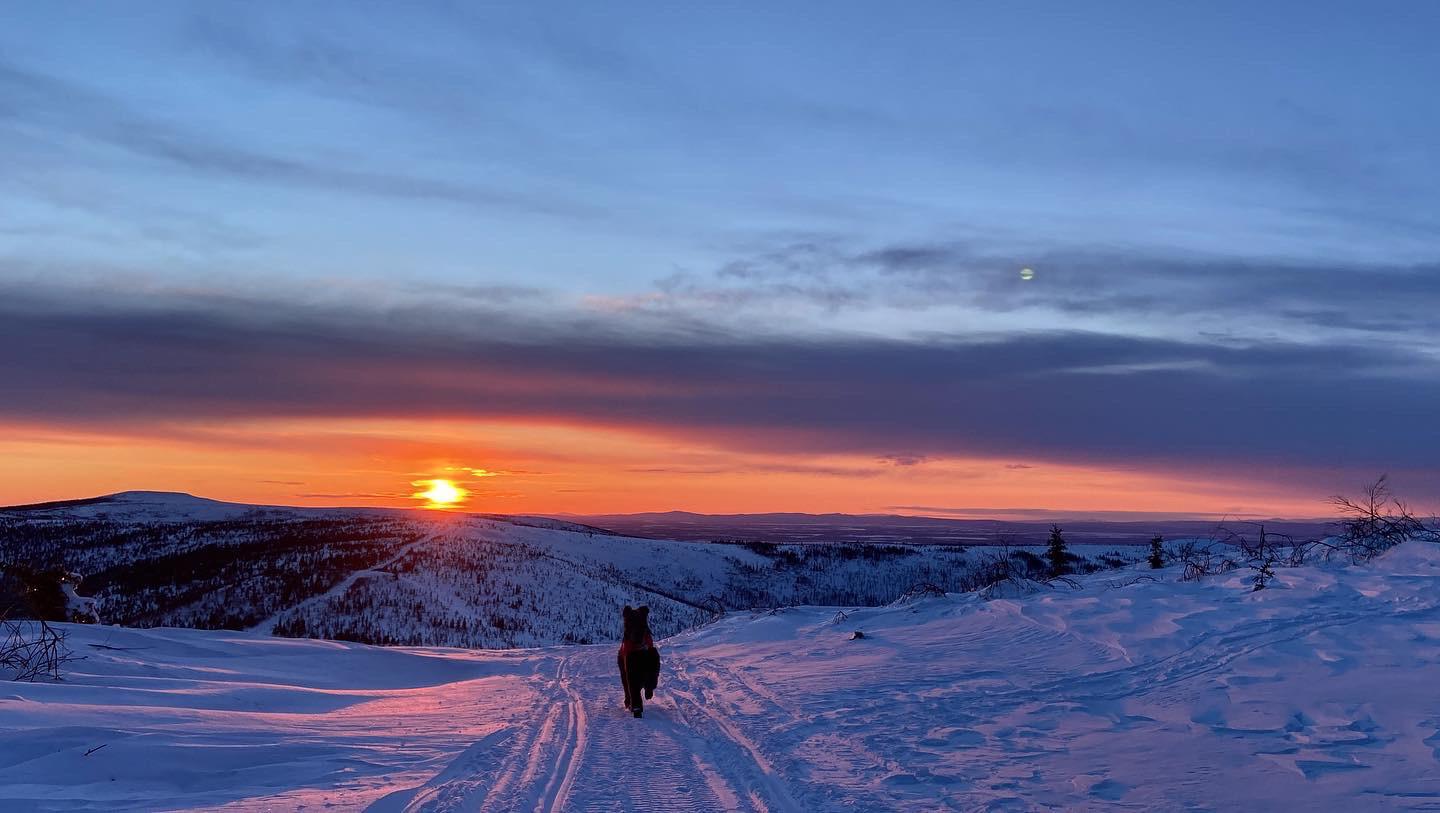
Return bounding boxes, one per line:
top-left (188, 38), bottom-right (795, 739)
top-left (3, 492), bottom-right (622, 531)
top-left (1, 490), bottom-right (398, 522)
top-left (3, 542), bottom-right (1438, 810)
top-left (5, 494), bottom-right (1061, 649)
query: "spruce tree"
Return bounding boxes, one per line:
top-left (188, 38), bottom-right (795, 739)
top-left (1252, 555), bottom-right (1275, 591)
top-left (1148, 535), bottom-right (1165, 569)
top-left (1045, 525), bottom-right (1069, 578)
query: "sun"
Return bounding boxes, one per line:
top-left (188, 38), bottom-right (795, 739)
top-left (413, 478), bottom-right (468, 509)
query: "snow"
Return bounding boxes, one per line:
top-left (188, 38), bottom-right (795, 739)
top-left (0, 625), bottom-right (536, 811)
top-left (3, 543), bottom-right (1439, 810)
top-left (60, 584), bottom-right (98, 624)
top-left (3, 491), bottom-right (393, 523)
top-left (247, 532), bottom-right (439, 636)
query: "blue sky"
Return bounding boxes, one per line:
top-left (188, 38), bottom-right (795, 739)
top-left (3, 2), bottom-right (1439, 511)
top-left (6, 2), bottom-right (1438, 299)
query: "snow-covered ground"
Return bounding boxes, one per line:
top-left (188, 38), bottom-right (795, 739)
top-left (4, 542), bottom-right (1440, 811)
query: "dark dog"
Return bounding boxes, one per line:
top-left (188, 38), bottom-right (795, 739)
top-left (618, 605), bottom-right (660, 718)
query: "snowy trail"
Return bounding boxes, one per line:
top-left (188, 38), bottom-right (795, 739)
top-left (248, 532), bottom-right (437, 635)
top-left (388, 649), bottom-right (799, 813)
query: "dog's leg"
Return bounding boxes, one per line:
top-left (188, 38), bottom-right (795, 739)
top-left (618, 652), bottom-right (632, 709)
top-left (626, 651), bottom-right (644, 717)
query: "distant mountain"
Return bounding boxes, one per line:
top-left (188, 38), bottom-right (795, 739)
top-left (570, 510), bottom-right (1336, 547)
top-left (0, 490), bottom-right (392, 522)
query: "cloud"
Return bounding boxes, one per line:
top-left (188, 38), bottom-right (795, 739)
top-left (182, 10), bottom-right (506, 130)
top-left (879, 454), bottom-right (931, 467)
top-left (4, 283), bottom-right (1440, 479)
top-left (0, 60), bottom-right (587, 218)
top-left (297, 492), bottom-right (409, 500)
top-left (667, 461), bottom-right (895, 479)
top-left (652, 238), bottom-right (1440, 345)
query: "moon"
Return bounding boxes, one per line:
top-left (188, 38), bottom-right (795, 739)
top-left (1019, 267), bottom-right (1035, 281)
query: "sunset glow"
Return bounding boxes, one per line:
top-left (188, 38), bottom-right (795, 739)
top-left (414, 478), bottom-right (467, 510)
top-left (0, 417), bottom-right (1375, 519)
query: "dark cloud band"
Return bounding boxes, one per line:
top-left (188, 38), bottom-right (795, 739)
top-left (3, 286), bottom-right (1438, 475)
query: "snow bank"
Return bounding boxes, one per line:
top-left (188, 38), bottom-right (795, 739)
top-left (0, 626), bottom-right (536, 811)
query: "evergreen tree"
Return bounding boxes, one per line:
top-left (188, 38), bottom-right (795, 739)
top-left (10, 565), bottom-right (68, 621)
top-left (1252, 555), bottom-right (1276, 591)
top-left (1045, 526), bottom-right (1069, 577)
top-left (1148, 535), bottom-right (1165, 569)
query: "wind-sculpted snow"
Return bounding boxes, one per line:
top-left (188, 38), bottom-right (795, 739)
top-left (3, 542), bottom-right (1440, 810)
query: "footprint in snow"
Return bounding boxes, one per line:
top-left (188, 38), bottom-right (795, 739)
top-left (1072, 774), bottom-right (1130, 800)
top-left (919, 727), bottom-right (985, 748)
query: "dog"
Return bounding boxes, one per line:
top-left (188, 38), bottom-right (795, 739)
top-left (617, 605), bottom-right (661, 718)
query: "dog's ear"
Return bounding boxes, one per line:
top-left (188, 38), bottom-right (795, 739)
top-left (639, 605), bottom-right (649, 618)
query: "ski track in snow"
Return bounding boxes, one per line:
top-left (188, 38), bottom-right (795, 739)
top-left (391, 648), bottom-right (797, 813)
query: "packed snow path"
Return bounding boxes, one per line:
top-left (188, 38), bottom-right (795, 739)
top-left (377, 649), bottom-right (801, 813)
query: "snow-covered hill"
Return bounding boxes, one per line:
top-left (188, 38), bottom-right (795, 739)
top-left (3, 541), bottom-right (1438, 811)
top-left (0, 490), bottom-right (389, 523)
top-left (5, 492), bottom-right (1129, 649)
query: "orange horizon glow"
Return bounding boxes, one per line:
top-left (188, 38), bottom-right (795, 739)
top-left (0, 416), bottom-right (1369, 521)
top-left (413, 478), bottom-right (468, 510)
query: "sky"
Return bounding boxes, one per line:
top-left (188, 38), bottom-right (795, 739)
top-left (2, 1), bottom-right (1439, 518)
